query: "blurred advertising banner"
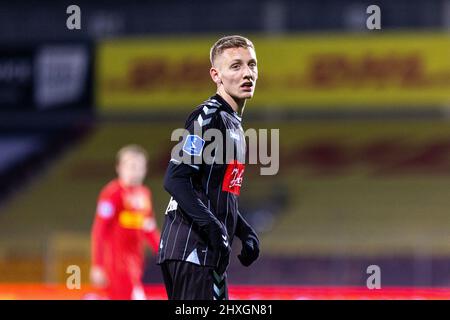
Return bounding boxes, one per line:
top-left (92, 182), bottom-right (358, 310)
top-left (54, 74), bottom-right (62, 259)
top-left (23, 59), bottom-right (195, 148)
top-left (96, 33), bottom-right (450, 111)
top-left (0, 44), bottom-right (92, 111)
top-left (0, 48), bottom-right (34, 109)
top-left (34, 46), bottom-right (91, 110)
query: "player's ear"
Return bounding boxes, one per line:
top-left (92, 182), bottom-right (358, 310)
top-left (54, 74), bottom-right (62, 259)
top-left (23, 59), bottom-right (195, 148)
top-left (210, 67), bottom-right (222, 85)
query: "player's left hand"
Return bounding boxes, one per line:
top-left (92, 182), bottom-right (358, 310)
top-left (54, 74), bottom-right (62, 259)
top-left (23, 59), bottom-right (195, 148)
top-left (237, 235), bottom-right (260, 267)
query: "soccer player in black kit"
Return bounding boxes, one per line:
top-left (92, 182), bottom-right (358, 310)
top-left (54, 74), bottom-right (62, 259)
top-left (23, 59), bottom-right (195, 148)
top-left (157, 35), bottom-right (260, 300)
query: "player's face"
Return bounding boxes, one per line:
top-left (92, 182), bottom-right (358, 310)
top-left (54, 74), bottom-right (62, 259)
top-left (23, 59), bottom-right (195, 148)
top-left (214, 47), bottom-right (258, 101)
top-left (116, 152), bottom-right (147, 186)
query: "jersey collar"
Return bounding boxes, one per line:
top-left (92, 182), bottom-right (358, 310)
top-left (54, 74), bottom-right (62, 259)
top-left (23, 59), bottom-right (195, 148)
top-left (212, 94), bottom-right (243, 123)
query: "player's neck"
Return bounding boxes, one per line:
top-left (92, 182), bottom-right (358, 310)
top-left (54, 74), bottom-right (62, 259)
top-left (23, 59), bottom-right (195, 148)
top-left (216, 91), bottom-right (246, 116)
top-left (118, 178), bottom-right (140, 188)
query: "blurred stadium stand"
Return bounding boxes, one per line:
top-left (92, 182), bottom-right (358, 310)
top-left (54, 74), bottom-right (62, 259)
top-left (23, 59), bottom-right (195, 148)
top-left (0, 0), bottom-right (447, 43)
top-left (0, 0), bottom-right (449, 298)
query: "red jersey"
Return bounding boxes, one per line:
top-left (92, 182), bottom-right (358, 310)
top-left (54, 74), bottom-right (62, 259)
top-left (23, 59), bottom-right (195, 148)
top-left (91, 179), bottom-right (160, 283)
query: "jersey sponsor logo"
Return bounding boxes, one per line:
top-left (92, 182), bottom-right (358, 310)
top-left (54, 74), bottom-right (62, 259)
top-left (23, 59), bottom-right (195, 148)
top-left (222, 161), bottom-right (245, 195)
top-left (182, 134), bottom-right (205, 156)
top-left (97, 201), bottom-right (114, 218)
top-left (118, 210), bottom-right (145, 229)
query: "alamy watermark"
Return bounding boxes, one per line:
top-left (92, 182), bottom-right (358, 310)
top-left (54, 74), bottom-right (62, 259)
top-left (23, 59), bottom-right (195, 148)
top-left (170, 125), bottom-right (280, 176)
top-left (66, 5), bottom-right (81, 30)
top-left (366, 5), bottom-right (381, 30)
top-left (366, 264), bottom-right (381, 289)
top-left (66, 264), bottom-right (81, 290)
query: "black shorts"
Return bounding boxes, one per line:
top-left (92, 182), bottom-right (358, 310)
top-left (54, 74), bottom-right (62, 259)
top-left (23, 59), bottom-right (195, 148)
top-left (160, 260), bottom-right (228, 300)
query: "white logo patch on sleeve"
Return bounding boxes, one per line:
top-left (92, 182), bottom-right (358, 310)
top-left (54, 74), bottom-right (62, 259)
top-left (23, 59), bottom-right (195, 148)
top-left (97, 201), bottom-right (114, 218)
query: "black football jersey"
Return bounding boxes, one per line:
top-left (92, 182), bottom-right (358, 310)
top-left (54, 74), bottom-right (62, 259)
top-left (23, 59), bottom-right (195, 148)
top-left (157, 94), bottom-right (255, 268)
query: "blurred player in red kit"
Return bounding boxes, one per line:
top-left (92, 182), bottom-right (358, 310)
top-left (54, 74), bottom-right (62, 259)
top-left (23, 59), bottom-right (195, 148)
top-left (90, 145), bottom-right (160, 300)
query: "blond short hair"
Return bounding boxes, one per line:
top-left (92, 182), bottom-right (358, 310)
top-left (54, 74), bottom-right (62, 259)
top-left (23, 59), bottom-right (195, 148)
top-left (210, 35), bottom-right (255, 66)
top-left (116, 144), bottom-right (148, 164)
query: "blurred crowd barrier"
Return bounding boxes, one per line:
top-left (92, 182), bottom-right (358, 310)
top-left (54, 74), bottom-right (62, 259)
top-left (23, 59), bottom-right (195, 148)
top-left (96, 33), bottom-right (450, 111)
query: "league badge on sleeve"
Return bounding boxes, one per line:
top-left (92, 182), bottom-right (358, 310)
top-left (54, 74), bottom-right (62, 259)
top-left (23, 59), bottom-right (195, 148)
top-left (97, 201), bottom-right (114, 218)
top-left (182, 135), bottom-right (205, 156)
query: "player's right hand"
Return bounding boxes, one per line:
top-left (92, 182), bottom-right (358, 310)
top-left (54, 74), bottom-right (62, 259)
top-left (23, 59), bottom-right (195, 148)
top-left (90, 265), bottom-right (108, 288)
top-left (208, 219), bottom-right (231, 256)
